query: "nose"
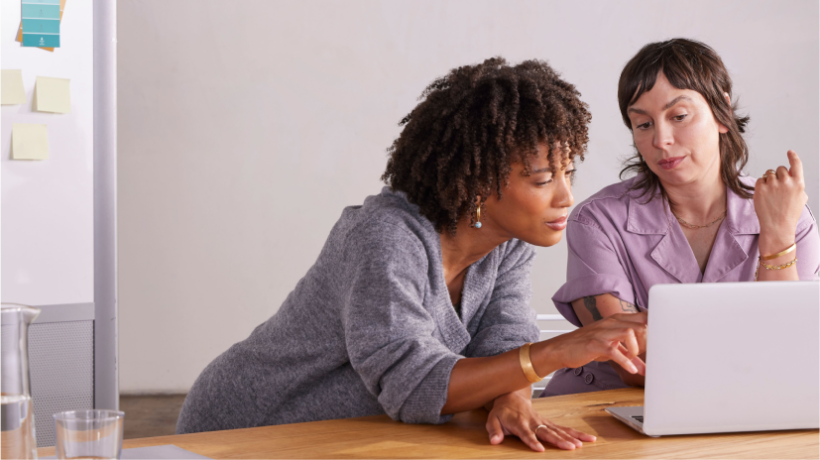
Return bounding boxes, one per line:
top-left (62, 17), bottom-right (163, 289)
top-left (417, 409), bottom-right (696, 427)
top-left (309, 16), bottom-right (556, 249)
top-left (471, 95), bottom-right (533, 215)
top-left (652, 119), bottom-right (674, 150)
top-left (554, 174), bottom-right (574, 209)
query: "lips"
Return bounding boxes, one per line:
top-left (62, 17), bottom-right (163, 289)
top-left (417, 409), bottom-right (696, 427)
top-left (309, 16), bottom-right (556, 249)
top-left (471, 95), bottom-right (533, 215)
top-left (658, 156), bottom-right (685, 170)
top-left (545, 215), bottom-right (567, 231)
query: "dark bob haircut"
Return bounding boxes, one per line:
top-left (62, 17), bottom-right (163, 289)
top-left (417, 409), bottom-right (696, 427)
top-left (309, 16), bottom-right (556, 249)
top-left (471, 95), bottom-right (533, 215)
top-left (382, 57), bottom-right (592, 235)
top-left (618, 38), bottom-right (753, 200)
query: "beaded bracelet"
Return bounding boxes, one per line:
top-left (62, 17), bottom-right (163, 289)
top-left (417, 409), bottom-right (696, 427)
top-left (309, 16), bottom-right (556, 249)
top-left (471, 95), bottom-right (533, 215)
top-left (761, 258), bottom-right (798, 271)
top-left (755, 257), bottom-right (798, 280)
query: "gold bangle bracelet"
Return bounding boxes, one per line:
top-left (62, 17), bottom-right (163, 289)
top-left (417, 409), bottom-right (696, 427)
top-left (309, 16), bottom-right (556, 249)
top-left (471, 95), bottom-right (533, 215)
top-left (759, 243), bottom-right (796, 261)
top-left (518, 343), bottom-right (543, 384)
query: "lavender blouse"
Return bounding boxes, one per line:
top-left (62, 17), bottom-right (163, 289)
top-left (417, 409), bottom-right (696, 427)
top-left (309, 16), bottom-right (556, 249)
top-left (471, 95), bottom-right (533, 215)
top-left (541, 175), bottom-right (819, 397)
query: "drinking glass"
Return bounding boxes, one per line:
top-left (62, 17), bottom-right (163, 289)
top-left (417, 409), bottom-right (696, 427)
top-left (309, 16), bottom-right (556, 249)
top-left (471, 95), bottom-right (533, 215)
top-left (54, 410), bottom-right (124, 460)
top-left (1, 304), bottom-right (40, 460)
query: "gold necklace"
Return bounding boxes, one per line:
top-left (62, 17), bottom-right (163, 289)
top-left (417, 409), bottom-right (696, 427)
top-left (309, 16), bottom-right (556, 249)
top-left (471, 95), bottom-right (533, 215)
top-left (672, 209), bottom-right (726, 229)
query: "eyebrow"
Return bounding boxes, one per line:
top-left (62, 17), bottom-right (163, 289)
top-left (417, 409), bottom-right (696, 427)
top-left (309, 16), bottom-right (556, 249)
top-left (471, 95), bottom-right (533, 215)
top-left (627, 95), bottom-right (693, 115)
top-left (529, 164), bottom-right (576, 174)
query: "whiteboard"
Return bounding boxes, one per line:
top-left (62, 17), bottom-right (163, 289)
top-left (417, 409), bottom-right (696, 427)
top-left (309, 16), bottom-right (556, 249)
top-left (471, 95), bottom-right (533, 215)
top-left (1, 0), bottom-right (94, 306)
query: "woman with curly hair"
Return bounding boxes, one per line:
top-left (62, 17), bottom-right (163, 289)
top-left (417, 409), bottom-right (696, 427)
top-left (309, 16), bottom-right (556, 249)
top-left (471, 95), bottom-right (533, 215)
top-left (543, 38), bottom-right (818, 397)
top-left (177, 57), bottom-right (647, 451)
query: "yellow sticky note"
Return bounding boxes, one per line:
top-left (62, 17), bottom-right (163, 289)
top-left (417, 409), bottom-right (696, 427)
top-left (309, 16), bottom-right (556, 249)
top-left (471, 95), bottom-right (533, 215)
top-left (35, 76), bottom-right (71, 113)
top-left (12, 124), bottom-right (50, 160)
top-left (1, 70), bottom-right (26, 105)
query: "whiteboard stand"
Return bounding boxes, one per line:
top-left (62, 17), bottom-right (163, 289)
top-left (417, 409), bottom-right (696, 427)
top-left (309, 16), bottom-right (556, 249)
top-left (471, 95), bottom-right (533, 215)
top-left (93, 0), bottom-right (118, 412)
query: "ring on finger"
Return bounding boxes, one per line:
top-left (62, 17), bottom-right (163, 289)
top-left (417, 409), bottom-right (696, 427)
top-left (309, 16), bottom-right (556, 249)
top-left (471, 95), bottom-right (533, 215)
top-left (535, 424), bottom-right (549, 434)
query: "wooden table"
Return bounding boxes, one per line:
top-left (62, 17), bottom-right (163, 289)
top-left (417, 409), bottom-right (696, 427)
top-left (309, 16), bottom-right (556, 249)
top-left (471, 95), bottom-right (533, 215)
top-left (38, 388), bottom-right (818, 458)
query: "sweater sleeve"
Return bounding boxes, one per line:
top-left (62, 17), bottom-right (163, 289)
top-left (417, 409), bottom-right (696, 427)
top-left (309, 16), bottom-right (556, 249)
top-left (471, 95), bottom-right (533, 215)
top-left (341, 220), bottom-right (460, 425)
top-left (463, 239), bottom-right (540, 358)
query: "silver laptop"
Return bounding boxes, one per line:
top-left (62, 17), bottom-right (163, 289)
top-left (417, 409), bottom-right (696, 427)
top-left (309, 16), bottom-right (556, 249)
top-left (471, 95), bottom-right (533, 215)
top-left (607, 281), bottom-right (819, 436)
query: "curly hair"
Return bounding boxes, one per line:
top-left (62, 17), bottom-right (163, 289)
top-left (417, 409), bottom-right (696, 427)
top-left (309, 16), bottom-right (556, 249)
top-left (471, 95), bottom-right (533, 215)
top-left (381, 57), bottom-right (592, 235)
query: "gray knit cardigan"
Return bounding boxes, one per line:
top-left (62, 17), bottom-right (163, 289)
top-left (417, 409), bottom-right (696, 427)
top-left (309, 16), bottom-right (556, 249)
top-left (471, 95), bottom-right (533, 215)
top-left (176, 188), bottom-right (540, 434)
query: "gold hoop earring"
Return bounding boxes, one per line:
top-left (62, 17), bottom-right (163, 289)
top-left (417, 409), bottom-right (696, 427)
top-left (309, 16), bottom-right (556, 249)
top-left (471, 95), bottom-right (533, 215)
top-left (474, 206), bottom-right (482, 229)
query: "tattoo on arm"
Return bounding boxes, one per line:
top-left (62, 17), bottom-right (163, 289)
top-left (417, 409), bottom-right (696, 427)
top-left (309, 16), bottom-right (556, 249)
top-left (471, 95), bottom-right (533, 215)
top-left (618, 299), bottom-right (639, 313)
top-left (583, 296), bottom-right (603, 321)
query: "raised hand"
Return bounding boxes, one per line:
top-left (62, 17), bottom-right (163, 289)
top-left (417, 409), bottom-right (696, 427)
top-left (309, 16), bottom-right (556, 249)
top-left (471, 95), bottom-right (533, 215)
top-left (754, 150), bottom-right (808, 253)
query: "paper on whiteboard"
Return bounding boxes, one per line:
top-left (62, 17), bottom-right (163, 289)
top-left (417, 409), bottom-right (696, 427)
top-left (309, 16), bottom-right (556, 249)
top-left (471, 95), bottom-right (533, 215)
top-left (21, 0), bottom-right (62, 48)
top-left (16, 0), bottom-right (67, 52)
top-left (35, 76), bottom-right (70, 113)
top-left (1, 70), bottom-right (27, 105)
top-left (11, 124), bottom-right (50, 160)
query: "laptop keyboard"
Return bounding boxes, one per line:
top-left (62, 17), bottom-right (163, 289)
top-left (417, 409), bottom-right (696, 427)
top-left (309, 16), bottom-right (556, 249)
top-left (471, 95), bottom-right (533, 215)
top-left (632, 415), bottom-right (644, 423)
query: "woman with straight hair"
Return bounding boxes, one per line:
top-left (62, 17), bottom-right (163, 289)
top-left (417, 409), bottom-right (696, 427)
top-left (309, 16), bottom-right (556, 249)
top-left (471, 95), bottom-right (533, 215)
top-left (542, 38), bottom-right (818, 397)
top-left (177, 57), bottom-right (648, 452)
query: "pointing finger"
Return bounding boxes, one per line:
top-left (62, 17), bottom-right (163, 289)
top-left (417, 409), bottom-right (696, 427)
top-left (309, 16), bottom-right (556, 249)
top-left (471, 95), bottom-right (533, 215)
top-left (631, 355), bottom-right (647, 376)
top-left (608, 342), bottom-right (638, 374)
top-left (620, 329), bottom-right (640, 358)
top-left (787, 150), bottom-right (804, 180)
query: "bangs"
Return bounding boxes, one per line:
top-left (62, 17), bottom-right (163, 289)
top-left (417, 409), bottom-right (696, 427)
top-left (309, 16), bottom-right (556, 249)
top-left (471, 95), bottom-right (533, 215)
top-left (618, 39), bottom-right (727, 129)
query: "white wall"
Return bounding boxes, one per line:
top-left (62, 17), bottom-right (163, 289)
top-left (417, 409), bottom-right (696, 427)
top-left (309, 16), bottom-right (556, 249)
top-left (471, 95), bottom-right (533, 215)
top-left (118, 0), bottom-right (819, 393)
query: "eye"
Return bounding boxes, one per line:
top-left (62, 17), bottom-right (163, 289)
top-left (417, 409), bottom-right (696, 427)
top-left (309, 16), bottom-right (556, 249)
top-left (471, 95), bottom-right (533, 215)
top-left (534, 174), bottom-right (553, 186)
top-left (565, 169), bottom-right (576, 184)
top-left (673, 114), bottom-right (688, 121)
top-left (634, 121), bottom-right (652, 130)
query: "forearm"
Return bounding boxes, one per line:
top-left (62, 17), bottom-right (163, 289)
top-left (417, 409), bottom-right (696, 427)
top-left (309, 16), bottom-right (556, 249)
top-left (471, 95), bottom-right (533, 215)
top-left (442, 311), bottom-right (647, 415)
top-left (442, 340), bottom-right (561, 415)
top-left (573, 295), bottom-right (639, 326)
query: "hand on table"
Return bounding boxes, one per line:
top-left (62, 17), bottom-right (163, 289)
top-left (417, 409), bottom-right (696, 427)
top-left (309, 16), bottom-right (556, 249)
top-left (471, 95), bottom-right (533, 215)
top-left (485, 391), bottom-right (596, 451)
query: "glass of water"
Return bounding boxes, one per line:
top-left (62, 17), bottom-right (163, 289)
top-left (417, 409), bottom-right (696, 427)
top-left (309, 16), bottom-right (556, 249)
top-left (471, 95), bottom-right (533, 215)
top-left (54, 410), bottom-right (125, 460)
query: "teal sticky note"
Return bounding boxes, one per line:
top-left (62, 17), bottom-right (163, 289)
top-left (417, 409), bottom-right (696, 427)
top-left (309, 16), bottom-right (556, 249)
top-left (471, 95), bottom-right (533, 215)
top-left (21, 0), bottom-right (61, 48)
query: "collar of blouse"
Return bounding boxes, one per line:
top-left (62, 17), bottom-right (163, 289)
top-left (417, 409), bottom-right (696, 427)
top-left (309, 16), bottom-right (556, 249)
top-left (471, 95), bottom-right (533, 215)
top-left (624, 180), bottom-right (760, 283)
